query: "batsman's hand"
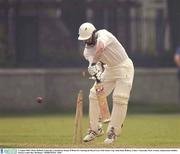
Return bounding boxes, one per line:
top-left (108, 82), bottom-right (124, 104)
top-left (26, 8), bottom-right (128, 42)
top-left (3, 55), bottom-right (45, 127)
top-left (89, 71), bottom-right (103, 81)
top-left (88, 62), bottom-right (104, 82)
top-left (95, 71), bottom-right (104, 82)
top-left (88, 63), bottom-right (99, 76)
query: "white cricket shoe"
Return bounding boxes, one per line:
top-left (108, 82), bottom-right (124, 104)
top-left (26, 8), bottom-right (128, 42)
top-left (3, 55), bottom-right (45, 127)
top-left (104, 127), bottom-right (117, 144)
top-left (83, 128), bottom-right (104, 142)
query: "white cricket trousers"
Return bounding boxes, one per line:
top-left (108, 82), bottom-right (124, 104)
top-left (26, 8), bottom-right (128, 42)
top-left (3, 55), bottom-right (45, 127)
top-left (89, 58), bottom-right (134, 136)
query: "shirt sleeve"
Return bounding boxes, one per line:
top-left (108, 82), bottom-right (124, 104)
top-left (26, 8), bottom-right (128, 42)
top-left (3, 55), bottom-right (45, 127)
top-left (83, 48), bottom-right (94, 65)
top-left (97, 34), bottom-right (112, 48)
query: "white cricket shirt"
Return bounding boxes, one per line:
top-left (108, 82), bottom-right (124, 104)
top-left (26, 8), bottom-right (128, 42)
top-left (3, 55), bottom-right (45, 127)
top-left (83, 29), bottom-right (129, 66)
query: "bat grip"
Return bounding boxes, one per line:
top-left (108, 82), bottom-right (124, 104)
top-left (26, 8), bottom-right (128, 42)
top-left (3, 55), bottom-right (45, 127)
top-left (94, 74), bottom-right (101, 83)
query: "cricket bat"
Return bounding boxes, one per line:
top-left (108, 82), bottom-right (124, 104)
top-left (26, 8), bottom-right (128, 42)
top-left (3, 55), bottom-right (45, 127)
top-left (94, 75), bottom-right (110, 123)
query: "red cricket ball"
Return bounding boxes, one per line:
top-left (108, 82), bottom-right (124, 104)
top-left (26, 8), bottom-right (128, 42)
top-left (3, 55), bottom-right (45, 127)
top-left (36, 97), bottom-right (43, 103)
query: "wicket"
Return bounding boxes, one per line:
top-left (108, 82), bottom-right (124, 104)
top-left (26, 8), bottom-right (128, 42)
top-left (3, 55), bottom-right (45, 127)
top-left (73, 90), bottom-right (83, 144)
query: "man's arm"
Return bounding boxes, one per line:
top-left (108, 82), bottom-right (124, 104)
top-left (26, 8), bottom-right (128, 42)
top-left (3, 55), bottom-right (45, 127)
top-left (92, 41), bottom-right (105, 64)
top-left (174, 54), bottom-right (180, 67)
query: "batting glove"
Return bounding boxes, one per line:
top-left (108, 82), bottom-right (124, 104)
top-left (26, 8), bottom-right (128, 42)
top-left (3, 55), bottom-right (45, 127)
top-left (88, 63), bottom-right (99, 76)
top-left (95, 71), bottom-right (104, 82)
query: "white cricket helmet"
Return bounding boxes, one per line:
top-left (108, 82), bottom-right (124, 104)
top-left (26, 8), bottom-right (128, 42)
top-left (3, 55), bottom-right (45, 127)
top-left (78, 22), bottom-right (96, 40)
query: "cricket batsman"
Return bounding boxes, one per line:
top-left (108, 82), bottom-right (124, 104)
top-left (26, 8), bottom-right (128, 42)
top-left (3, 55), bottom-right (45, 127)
top-left (78, 22), bottom-right (134, 144)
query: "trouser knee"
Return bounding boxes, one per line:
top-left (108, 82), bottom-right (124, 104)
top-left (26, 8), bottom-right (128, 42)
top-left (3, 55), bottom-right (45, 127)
top-left (113, 94), bottom-right (129, 105)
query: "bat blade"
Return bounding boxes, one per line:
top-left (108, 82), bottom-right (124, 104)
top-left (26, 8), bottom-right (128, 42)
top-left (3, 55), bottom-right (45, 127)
top-left (95, 83), bottom-right (110, 123)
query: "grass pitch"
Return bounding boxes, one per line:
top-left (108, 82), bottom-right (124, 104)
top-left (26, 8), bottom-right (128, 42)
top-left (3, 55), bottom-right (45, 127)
top-left (0, 113), bottom-right (180, 148)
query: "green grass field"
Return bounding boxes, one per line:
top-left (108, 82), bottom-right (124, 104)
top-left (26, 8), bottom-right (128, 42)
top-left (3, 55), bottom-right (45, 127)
top-left (0, 113), bottom-right (180, 148)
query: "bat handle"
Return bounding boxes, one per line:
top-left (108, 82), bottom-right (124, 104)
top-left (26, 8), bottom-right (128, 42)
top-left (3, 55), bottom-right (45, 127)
top-left (94, 74), bottom-right (101, 83)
